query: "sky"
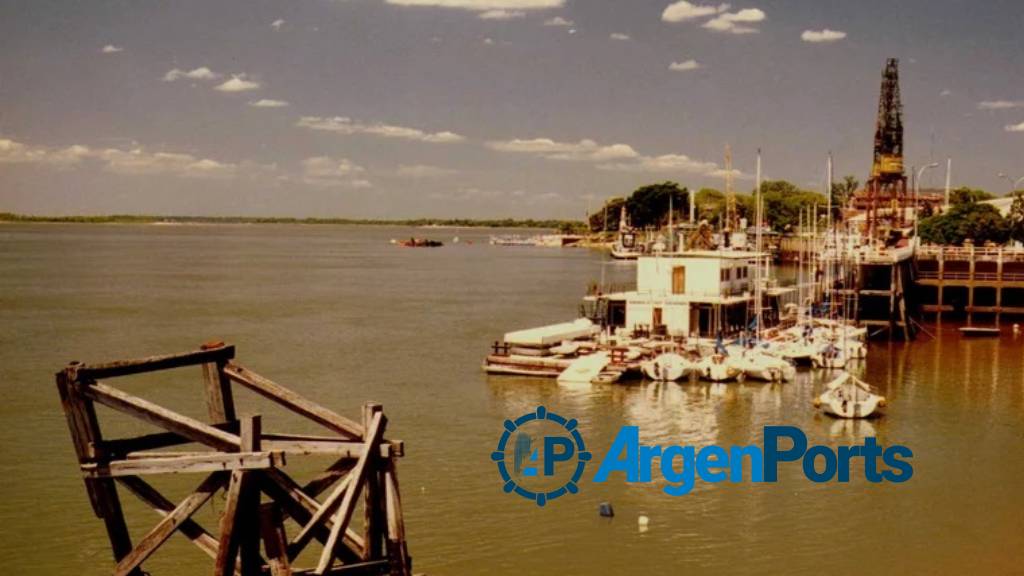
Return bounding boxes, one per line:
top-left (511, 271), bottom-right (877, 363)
top-left (0, 0), bottom-right (1022, 219)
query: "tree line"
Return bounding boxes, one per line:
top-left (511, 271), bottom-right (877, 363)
top-left (588, 180), bottom-right (1024, 246)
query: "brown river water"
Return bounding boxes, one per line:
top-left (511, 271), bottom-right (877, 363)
top-left (1, 223), bottom-right (1022, 575)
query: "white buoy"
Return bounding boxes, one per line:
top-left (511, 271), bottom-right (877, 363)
top-left (1014, 323), bottom-right (1021, 336)
top-left (637, 514), bottom-right (649, 533)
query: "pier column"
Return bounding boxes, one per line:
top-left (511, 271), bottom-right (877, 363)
top-left (967, 245), bottom-right (975, 323)
top-left (937, 248), bottom-right (944, 321)
top-left (996, 248), bottom-right (1003, 325)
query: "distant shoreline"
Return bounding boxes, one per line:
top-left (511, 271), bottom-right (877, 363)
top-left (0, 212), bottom-right (579, 230)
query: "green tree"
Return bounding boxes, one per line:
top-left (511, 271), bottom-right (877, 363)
top-left (625, 182), bottom-right (689, 229)
top-left (918, 202), bottom-right (1010, 245)
top-left (589, 197), bottom-right (627, 232)
top-left (756, 180), bottom-right (827, 232)
top-left (1008, 191), bottom-right (1024, 243)
top-left (949, 186), bottom-right (994, 206)
top-left (694, 188), bottom-right (725, 224)
top-left (830, 175), bottom-right (859, 220)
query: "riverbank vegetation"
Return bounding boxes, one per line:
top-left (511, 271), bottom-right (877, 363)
top-left (0, 212), bottom-right (582, 230)
top-left (919, 189), bottom-right (1024, 246)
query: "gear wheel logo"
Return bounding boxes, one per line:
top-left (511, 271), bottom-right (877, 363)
top-left (491, 406), bottom-right (590, 506)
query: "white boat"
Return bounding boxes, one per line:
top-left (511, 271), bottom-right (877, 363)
top-left (814, 372), bottom-right (886, 419)
top-left (696, 354), bottom-right (742, 382)
top-left (557, 352), bottom-right (611, 384)
top-left (641, 353), bottom-right (692, 381)
top-left (810, 343), bottom-right (847, 369)
top-left (727, 349), bottom-right (795, 381)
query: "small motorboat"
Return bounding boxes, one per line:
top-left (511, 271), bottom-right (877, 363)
top-left (814, 372), bottom-right (886, 419)
top-left (397, 237), bottom-right (443, 248)
top-left (641, 353), bottom-right (692, 382)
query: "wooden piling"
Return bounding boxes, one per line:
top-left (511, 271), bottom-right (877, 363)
top-left (55, 344), bottom-right (411, 576)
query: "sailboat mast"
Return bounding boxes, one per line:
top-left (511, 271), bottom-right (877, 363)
top-left (755, 149), bottom-right (763, 340)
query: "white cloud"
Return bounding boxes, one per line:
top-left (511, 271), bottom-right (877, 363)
top-left (0, 138), bottom-right (91, 168)
top-left (0, 135), bottom-right (258, 179)
top-left (479, 9), bottom-right (525, 19)
top-left (703, 7), bottom-right (765, 34)
top-left (801, 28), bottom-right (846, 43)
top-left (669, 59), bottom-right (701, 71)
top-left (597, 153), bottom-right (720, 175)
top-left (296, 116), bottom-right (465, 143)
top-left (271, 18), bottom-right (285, 30)
top-left (661, 1), bottom-right (727, 22)
top-left (543, 16), bottom-right (574, 26)
top-left (486, 137), bottom-right (638, 162)
top-left (301, 156), bottom-right (368, 188)
top-left (979, 100), bottom-right (1024, 110)
top-left (215, 75), bottom-right (261, 93)
top-left (396, 164), bottom-right (458, 177)
top-left (101, 44), bottom-right (123, 54)
top-left (1006, 121), bottom-right (1024, 133)
top-left (95, 149), bottom-right (238, 178)
top-left (163, 67), bottom-right (220, 82)
top-left (385, 0), bottom-right (564, 11)
top-left (610, 32), bottom-right (631, 40)
top-left (249, 98), bottom-right (290, 108)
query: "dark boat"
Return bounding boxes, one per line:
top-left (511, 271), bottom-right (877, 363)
top-left (397, 237), bottom-right (443, 248)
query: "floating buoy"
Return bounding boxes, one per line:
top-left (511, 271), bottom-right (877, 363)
top-left (638, 515), bottom-right (649, 528)
top-left (598, 502), bottom-right (614, 518)
top-left (1014, 323), bottom-right (1021, 336)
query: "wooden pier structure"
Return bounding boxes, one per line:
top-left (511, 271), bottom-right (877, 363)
top-left (56, 342), bottom-right (411, 576)
top-left (915, 245), bottom-right (1024, 322)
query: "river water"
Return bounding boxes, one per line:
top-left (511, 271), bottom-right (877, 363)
top-left (1, 223), bottom-right (1021, 575)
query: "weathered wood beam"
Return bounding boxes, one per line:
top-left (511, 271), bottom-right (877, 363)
top-left (261, 439), bottom-right (395, 458)
top-left (260, 504), bottom-right (292, 576)
top-left (80, 380), bottom-right (241, 451)
top-left (383, 459), bottom-right (410, 576)
top-left (201, 341), bottom-right (237, 424)
top-left (223, 364), bottom-right (363, 440)
top-left (239, 416), bottom-right (265, 575)
top-left (82, 451), bottom-right (285, 478)
top-left (363, 403), bottom-right (383, 562)
top-left (73, 345), bottom-right (235, 380)
top-left (290, 560), bottom-right (390, 575)
top-left (57, 367), bottom-right (141, 574)
top-left (317, 412), bottom-right (387, 574)
top-left (113, 473), bottom-right (226, 576)
top-left (215, 416), bottom-right (263, 576)
top-left (263, 470), bottom-right (366, 560)
top-left (116, 475), bottom-right (224, 561)
top-left (302, 458), bottom-right (357, 497)
top-left (96, 420), bottom-right (241, 458)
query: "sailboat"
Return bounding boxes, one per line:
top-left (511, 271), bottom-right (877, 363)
top-left (814, 371), bottom-right (886, 418)
top-left (641, 352), bottom-right (693, 381)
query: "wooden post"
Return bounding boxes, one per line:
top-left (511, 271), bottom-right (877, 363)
top-left (215, 416), bottom-right (262, 576)
top-left (260, 505), bottom-right (292, 576)
top-left (362, 403), bottom-right (384, 561)
top-left (57, 366), bottom-right (140, 574)
top-left (201, 341), bottom-right (236, 424)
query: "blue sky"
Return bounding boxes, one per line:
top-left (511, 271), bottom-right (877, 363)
top-left (1, 0), bottom-right (1022, 218)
